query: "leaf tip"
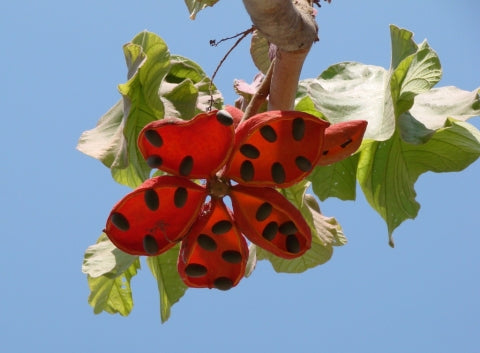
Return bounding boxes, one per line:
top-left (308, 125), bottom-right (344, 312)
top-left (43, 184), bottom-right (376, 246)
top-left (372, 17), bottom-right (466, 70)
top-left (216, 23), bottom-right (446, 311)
top-left (388, 236), bottom-right (395, 248)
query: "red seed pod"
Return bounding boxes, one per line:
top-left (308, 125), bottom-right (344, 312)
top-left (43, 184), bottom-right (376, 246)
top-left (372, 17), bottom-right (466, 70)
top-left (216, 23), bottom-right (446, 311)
top-left (105, 176), bottom-right (207, 256)
top-left (230, 184), bottom-right (311, 259)
top-left (225, 111), bottom-right (330, 187)
top-left (137, 110), bottom-right (235, 178)
top-left (223, 105), bottom-right (244, 127)
top-left (318, 120), bottom-right (368, 165)
top-left (178, 198), bottom-right (248, 290)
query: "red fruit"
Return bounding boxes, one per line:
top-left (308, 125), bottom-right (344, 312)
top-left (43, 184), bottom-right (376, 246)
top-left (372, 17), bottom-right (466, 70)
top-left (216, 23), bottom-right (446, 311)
top-left (225, 110), bottom-right (330, 187)
top-left (178, 198), bottom-right (248, 290)
top-left (104, 108), bottom-right (368, 290)
top-left (223, 105), bottom-right (244, 127)
top-left (137, 110), bottom-right (235, 178)
top-left (318, 120), bottom-right (368, 165)
top-left (230, 184), bottom-right (311, 259)
top-left (105, 176), bottom-right (207, 256)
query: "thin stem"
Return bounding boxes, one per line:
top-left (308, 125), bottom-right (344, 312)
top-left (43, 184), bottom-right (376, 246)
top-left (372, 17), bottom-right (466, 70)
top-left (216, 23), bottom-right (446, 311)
top-left (208, 27), bottom-right (255, 110)
top-left (241, 58), bottom-right (276, 122)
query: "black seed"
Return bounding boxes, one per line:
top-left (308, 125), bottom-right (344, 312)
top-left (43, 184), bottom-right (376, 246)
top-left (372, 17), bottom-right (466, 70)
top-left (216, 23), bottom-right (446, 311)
top-left (214, 277), bottom-right (234, 291)
top-left (185, 263), bottom-right (207, 277)
top-left (295, 156), bottom-right (312, 172)
top-left (216, 110), bottom-right (234, 126)
top-left (292, 118), bottom-right (305, 141)
top-left (146, 155), bottom-right (163, 168)
top-left (322, 150), bottom-right (329, 156)
top-left (340, 138), bottom-right (353, 148)
top-left (240, 160), bottom-right (255, 181)
top-left (271, 162), bottom-right (286, 184)
top-left (286, 234), bottom-right (300, 254)
top-left (197, 234), bottom-right (217, 251)
top-left (255, 202), bottom-right (272, 222)
top-left (144, 189), bottom-right (159, 211)
top-left (279, 221), bottom-right (297, 235)
top-left (222, 250), bottom-right (242, 264)
top-left (240, 144), bottom-right (260, 159)
top-left (260, 125), bottom-right (277, 142)
top-left (262, 221), bottom-right (278, 241)
top-left (144, 129), bottom-right (163, 147)
top-left (174, 187), bottom-right (188, 208)
top-left (212, 220), bottom-right (232, 234)
top-left (179, 156), bottom-right (194, 176)
top-left (111, 212), bottom-right (129, 231)
top-left (143, 235), bottom-right (159, 255)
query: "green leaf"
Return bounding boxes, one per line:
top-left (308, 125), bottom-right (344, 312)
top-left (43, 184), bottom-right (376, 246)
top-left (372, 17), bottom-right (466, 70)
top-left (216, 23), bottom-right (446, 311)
top-left (184, 0), bottom-right (219, 19)
top-left (147, 245), bottom-right (188, 323)
top-left (129, 31), bottom-right (171, 117)
top-left (84, 234), bottom-right (140, 316)
top-left (358, 119), bottom-right (480, 245)
top-left (297, 62), bottom-right (394, 141)
top-left (78, 32), bottom-right (222, 188)
top-left (82, 234), bottom-right (138, 278)
top-left (161, 55), bottom-right (223, 119)
top-left (77, 100), bottom-right (125, 168)
top-left (389, 24), bottom-right (418, 69)
top-left (390, 41), bottom-right (441, 116)
top-left (299, 25), bottom-right (480, 241)
top-left (112, 32), bottom-right (171, 187)
top-left (250, 30), bottom-right (271, 74)
top-left (295, 96), bottom-right (360, 201)
top-left (408, 86), bottom-right (480, 131)
top-left (309, 153), bottom-right (360, 201)
top-left (87, 257), bottom-right (140, 316)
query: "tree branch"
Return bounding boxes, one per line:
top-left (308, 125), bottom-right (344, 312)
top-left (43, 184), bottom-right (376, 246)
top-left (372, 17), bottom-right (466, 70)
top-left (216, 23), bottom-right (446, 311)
top-left (269, 47), bottom-right (310, 110)
top-left (242, 0), bottom-right (318, 110)
top-left (242, 0), bottom-right (318, 51)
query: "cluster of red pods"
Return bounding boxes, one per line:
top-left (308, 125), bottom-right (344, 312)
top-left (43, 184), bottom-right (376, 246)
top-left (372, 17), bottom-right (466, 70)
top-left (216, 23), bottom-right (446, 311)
top-left (105, 106), bottom-right (367, 290)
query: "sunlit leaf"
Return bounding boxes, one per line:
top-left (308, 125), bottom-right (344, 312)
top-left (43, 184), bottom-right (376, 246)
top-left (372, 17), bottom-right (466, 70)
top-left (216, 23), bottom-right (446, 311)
top-left (82, 234), bottom-right (138, 278)
top-left (358, 119), bottom-right (480, 245)
top-left (78, 32), bottom-right (222, 188)
top-left (87, 257), bottom-right (140, 316)
top-left (408, 86), bottom-right (480, 130)
top-left (298, 62), bottom-right (393, 141)
top-left (161, 55), bottom-right (222, 119)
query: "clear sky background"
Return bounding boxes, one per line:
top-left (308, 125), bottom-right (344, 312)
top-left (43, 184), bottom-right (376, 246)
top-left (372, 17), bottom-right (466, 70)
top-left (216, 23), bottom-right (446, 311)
top-left (1, 1), bottom-right (479, 352)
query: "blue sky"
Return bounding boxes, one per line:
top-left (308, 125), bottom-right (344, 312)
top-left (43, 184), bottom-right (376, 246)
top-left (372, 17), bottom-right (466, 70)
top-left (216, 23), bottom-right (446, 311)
top-left (1, 0), bottom-right (479, 352)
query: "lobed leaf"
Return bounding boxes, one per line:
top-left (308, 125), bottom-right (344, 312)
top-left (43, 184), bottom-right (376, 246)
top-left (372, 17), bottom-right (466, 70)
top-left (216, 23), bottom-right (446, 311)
top-left (358, 119), bottom-right (480, 245)
top-left (87, 257), bottom-right (140, 316)
top-left (82, 234), bottom-right (138, 278)
top-left (301, 25), bottom-right (480, 242)
top-left (77, 32), bottom-right (222, 188)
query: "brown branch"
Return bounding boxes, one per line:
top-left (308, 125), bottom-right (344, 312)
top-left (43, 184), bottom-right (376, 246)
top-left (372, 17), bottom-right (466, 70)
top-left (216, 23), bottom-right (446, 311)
top-left (242, 0), bottom-right (318, 111)
top-left (242, 0), bottom-right (318, 51)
